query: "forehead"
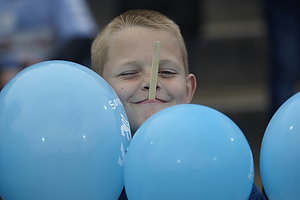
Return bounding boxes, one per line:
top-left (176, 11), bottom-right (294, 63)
top-left (113, 26), bottom-right (176, 44)
top-left (108, 27), bottom-right (184, 65)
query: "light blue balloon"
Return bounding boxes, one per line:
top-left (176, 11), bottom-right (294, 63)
top-left (124, 104), bottom-right (254, 200)
top-left (260, 92), bottom-right (300, 200)
top-left (0, 60), bottom-right (131, 200)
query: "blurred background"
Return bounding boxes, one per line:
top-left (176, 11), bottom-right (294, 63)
top-left (1, 0), bottom-right (299, 194)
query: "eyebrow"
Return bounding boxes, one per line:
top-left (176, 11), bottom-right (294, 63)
top-left (158, 59), bottom-right (182, 70)
top-left (115, 59), bottom-right (181, 70)
top-left (158, 60), bottom-right (169, 66)
top-left (113, 61), bottom-right (141, 70)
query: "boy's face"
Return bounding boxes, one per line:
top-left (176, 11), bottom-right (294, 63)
top-left (103, 27), bottom-right (196, 133)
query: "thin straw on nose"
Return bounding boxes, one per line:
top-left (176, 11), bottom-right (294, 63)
top-left (149, 41), bottom-right (161, 100)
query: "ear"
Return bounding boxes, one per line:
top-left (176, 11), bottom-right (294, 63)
top-left (185, 73), bottom-right (197, 103)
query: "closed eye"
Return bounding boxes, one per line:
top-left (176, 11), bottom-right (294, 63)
top-left (158, 70), bottom-right (177, 78)
top-left (118, 70), bottom-right (140, 79)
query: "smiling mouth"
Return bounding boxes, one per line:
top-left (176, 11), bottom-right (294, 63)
top-left (134, 98), bottom-right (169, 104)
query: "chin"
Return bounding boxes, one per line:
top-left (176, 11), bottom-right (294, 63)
top-left (145, 108), bottom-right (161, 119)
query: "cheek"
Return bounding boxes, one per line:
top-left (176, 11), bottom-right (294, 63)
top-left (113, 87), bottom-right (128, 102)
top-left (168, 82), bottom-right (187, 103)
top-left (110, 83), bottom-right (134, 103)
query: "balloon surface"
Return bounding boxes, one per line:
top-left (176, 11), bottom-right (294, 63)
top-left (0, 60), bottom-right (131, 200)
top-left (124, 104), bottom-right (254, 200)
top-left (260, 92), bottom-right (300, 200)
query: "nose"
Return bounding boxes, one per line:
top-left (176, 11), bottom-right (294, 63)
top-left (142, 83), bottom-right (161, 90)
top-left (141, 74), bottom-right (161, 91)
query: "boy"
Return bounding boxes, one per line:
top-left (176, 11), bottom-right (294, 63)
top-left (91, 9), bottom-right (196, 134)
top-left (91, 9), bottom-right (265, 200)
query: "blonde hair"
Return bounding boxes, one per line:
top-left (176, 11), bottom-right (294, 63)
top-left (91, 9), bottom-right (189, 76)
